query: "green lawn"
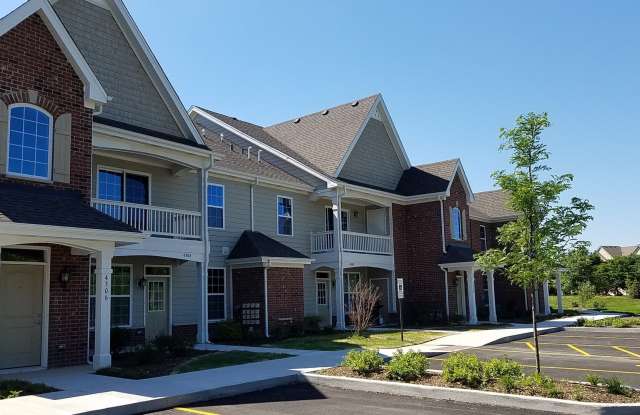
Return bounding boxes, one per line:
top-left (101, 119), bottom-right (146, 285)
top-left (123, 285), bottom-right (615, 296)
top-left (578, 317), bottom-right (640, 328)
top-left (261, 330), bottom-right (446, 351)
top-left (175, 351), bottom-right (291, 374)
top-left (0, 380), bottom-right (56, 400)
top-left (550, 295), bottom-right (640, 315)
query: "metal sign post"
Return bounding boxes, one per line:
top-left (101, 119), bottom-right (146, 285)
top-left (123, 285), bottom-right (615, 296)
top-left (397, 278), bottom-right (404, 342)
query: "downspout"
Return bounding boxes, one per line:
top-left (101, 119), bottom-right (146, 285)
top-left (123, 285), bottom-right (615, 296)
top-left (250, 183), bottom-right (255, 231)
top-left (440, 196), bottom-right (448, 320)
top-left (439, 197), bottom-right (446, 253)
top-left (200, 153), bottom-right (214, 343)
top-left (264, 266), bottom-right (269, 338)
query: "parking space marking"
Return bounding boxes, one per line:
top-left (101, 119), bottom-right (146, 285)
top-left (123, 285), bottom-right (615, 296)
top-left (525, 342), bottom-right (536, 351)
top-left (477, 346), bottom-right (618, 359)
top-left (544, 335), bottom-right (639, 341)
top-left (566, 344), bottom-right (591, 357)
top-left (613, 346), bottom-right (640, 359)
top-left (518, 341), bottom-right (640, 349)
top-left (175, 408), bottom-right (220, 415)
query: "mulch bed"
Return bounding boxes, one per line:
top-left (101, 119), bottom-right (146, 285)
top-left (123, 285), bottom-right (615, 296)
top-left (97, 350), bottom-right (209, 379)
top-left (320, 367), bottom-right (640, 404)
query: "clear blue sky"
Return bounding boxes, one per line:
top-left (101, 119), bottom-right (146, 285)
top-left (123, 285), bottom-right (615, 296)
top-left (4, 1), bottom-right (639, 248)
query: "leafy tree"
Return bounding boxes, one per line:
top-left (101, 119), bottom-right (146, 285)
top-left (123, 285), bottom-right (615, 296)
top-left (577, 281), bottom-right (596, 308)
top-left (593, 255), bottom-right (640, 295)
top-left (476, 112), bottom-right (593, 374)
top-left (562, 244), bottom-right (601, 293)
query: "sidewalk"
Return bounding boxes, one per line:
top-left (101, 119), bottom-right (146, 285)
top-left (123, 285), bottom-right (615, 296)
top-left (379, 312), bottom-right (620, 357)
top-left (0, 347), bottom-right (346, 415)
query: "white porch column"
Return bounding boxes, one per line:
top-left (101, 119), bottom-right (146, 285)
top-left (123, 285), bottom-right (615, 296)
top-left (332, 193), bottom-right (346, 330)
top-left (487, 269), bottom-right (497, 323)
top-left (466, 267), bottom-right (478, 325)
top-left (196, 262), bottom-right (209, 344)
top-left (543, 280), bottom-right (551, 315)
top-left (93, 246), bottom-right (115, 370)
top-left (388, 205), bottom-right (397, 313)
top-left (555, 269), bottom-right (564, 314)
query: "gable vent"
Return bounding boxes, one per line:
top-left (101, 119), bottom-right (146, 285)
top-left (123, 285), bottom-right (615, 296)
top-left (322, 109), bottom-right (329, 115)
top-left (351, 100), bottom-right (359, 107)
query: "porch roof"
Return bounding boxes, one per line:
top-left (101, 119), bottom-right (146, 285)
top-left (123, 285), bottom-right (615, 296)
top-left (228, 230), bottom-right (309, 260)
top-left (0, 182), bottom-right (138, 233)
top-left (439, 244), bottom-right (475, 265)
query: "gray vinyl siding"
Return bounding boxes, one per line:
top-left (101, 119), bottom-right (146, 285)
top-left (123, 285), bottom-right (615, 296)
top-left (194, 115), bottom-right (326, 189)
top-left (54, 0), bottom-right (185, 138)
top-left (303, 267), bottom-right (317, 317)
top-left (92, 155), bottom-right (201, 213)
top-left (172, 261), bottom-right (200, 325)
top-left (340, 202), bottom-right (366, 233)
top-left (339, 119), bottom-right (404, 191)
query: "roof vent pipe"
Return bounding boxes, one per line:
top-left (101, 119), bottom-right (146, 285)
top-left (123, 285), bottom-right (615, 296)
top-left (293, 118), bottom-right (301, 123)
top-left (257, 149), bottom-right (262, 162)
top-left (219, 133), bottom-right (224, 142)
top-left (322, 109), bottom-right (329, 115)
top-left (247, 146), bottom-right (252, 159)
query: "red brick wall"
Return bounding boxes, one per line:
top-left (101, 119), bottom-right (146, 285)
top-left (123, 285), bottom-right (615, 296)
top-left (47, 245), bottom-right (89, 367)
top-left (0, 14), bottom-right (92, 198)
top-left (267, 268), bottom-right (304, 332)
top-left (232, 267), bottom-right (265, 337)
top-left (443, 175), bottom-right (471, 246)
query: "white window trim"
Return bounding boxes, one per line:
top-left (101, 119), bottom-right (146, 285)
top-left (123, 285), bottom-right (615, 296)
top-left (111, 263), bottom-right (134, 328)
top-left (97, 165), bottom-right (153, 205)
top-left (6, 103), bottom-right (54, 182)
top-left (142, 265), bottom-right (173, 331)
top-left (276, 195), bottom-right (294, 236)
top-left (207, 183), bottom-right (225, 230)
top-left (451, 207), bottom-right (463, 241)
top-left (207, 267), bottom-right (226, 322)
top-left (479, 225), bottom-right (487, 251)
top-left (316, 280), bottom-right (328, 306)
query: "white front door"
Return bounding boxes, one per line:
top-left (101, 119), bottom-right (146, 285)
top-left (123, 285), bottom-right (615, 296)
top-left (145, 278), bottom-right (169, 341)
top-left (0, 264), bottom-right (44, 369)
top-left (316, 273), bottom-right (331, 327)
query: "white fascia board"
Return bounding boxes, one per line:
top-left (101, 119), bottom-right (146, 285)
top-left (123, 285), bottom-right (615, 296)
top-left (106, 0), bottom-right (204, 144)
top-left (438, 261), bottom-right (476, 270)
top-left (323, 180), bottom-right (447, 206)
top-left (93, 122), bottom-right (213, 168)
top-left (445, 160), bottom-right (475, 203)
top-left (226, 256), bottom-right (313, 268)
top-left (190, 107), bottom-right (338, 187)
top-left (469, 212), bottom-right (518, 223)
top-left (209, 167), bottom-right (313, 194)
top-left (0, 222), bottom-right (144, 244)
top-left (0, 0), bottom-right (108, 108)
top-left (334, 94), bottom-right (411, 177)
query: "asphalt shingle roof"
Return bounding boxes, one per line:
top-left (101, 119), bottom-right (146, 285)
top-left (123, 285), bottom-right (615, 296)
top-left (439, 244), bottom-right (475, 264)
top-left (394, 159), bottom-right (458, 196)
top-left (228, 231), bottom-right (309, 260)
top-left (599, 245), bottom-right (640, 258)
top-left (470, 190), bottom-right (517, 221)
top-left (0, 182), bottom-right (138, 233)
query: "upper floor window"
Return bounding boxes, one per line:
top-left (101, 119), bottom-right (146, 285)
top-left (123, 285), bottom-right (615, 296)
top-left (207, 183), bottom-right (224, 229)
top-left (451, 207), bottom-right (464, 240)
top-left (7, 105), bottom-right (52, 180)
top-left (325, 207), bottom-right (349, 232)
top-left (98, 168), bottom-right (150, 204)
top-left (479, 225), bottom-right (487, 251)
top-left (277, 196), bottom-right (293, 235)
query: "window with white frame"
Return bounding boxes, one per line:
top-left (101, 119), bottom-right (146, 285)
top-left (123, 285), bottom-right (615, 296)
top-left (325, 207), bottom-right (349, 232)
top-left (479, 225), bottom-right (487, 251)
top-left (207, 268), bottom-right (225, 321)
top-left (207, 184), bottom-right (224, 229)
top-left (317, 280), bottom-right (328, 305)
top-left (343, 272), bottom-right (361, 314)
top-left (89, 263), bottom-right (132, 328)
top-left (277, 196), bottom-right (293, 235)
top-left (7, 105), bottom-right (52, 180)
top-left (147, 281), bottom-right (165, 312)
top-left (451, 207), bottom-right (464, 240)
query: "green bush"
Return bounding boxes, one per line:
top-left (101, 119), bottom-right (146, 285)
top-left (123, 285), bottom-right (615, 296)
top-left (303, 316), bottom-right (323, 334)
top-left (441, 353), bottom-right (484, 387)
top-left (153, 335), bottom-right (193, 357)
top-left (626, 278), bottom-right (640, 299)
top-left (498, 375), bottom-right (519, 393)
top-left (386, 351), bottom-right (429, 381)
top-left (212, 320), bottom-right (243, 342)
top-left (0, 380), bottom-right (54, 400)
top-left (483, 358), bottom-right (522, 382)
top-left (603, 377), bottom-right (628, 395)
top-left (342, 350), bottom-right (384, 375)
top-left (519, 374), bottom-right (559, 398)
top-left (585, 374), bottom-right (600, 386)
top-left (577, 282), bottom-right (596, 308)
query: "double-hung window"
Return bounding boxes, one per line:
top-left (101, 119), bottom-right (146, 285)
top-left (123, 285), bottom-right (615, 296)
top-left (207, 184), bottom-right (224, 229)
top-left (207, 268), bottom-right (225, 321)
top-left (451, 207), bottom-right (464, 240)
top-left (277, 196), bottom-right (293, 235)
top-left (7, 105), bottom-right (52, 180)
top-left (89, 263), bottom-right (132, 328)
top-left (479, 225), bottom-right (487, 251)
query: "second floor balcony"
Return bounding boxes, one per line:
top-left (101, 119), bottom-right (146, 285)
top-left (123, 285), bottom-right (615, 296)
top-left (311, 230), bottom-right (393, 255)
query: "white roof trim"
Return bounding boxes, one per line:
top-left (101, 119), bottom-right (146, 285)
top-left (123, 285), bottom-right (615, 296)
top-left (0, 222), bottom-right (144, 244)
top-left (226, 256), bottom-right (313, 268)
top-left (0, 0), bottom-right (108, 108)
top-left (209, 166), bottom-right (313, 194)
top-left (334, 94), bottom-right (412, 177)
top-left (105, 0), bottom-right (204, 144)
top-left (190, 106), bottom-right (338, 187)
top-left (445, 159), bottom-right (475, 203)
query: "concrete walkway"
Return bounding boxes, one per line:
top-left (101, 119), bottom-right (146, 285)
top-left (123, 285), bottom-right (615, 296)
top-left (379, 312), bottom-right (620, 357)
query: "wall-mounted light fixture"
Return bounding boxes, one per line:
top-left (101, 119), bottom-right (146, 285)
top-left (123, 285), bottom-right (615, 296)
top-left (138, 277), bottom-right (147, 289)
top-left (60, 269), bottom-right (71, 286)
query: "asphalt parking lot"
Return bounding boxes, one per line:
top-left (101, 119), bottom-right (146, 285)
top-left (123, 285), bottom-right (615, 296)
top-left (149, 383), bottom-right (555, 415)
top-left (431, 328), bottom-right (640, 387)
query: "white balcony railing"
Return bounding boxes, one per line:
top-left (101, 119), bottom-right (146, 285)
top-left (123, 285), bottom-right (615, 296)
top-left (311, 230), bottom-right (392, 255)
top-left (91, 199), bottom-right (202, 239)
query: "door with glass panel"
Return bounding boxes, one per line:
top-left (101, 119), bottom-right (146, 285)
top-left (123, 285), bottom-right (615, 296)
top-left (316, 272), bottom-right (331, 327)
top-left (343, 272), bottom-right (361, 322)
top-left (145, 278), bottom-right (169, 342)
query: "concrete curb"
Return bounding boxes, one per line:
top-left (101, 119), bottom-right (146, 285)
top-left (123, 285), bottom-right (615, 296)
top-left (300, 373), bottom-right (640, 415)
top-left (486, 325), bottom-right (566, 346)
top-left (81, 374), bottom-right (300, 415)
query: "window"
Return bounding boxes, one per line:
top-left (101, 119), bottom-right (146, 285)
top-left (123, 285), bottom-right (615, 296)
top-left (147, 281), bottom-right (165, 312)
top-left (207, 268), bottom-right (225, 321)
top-left (98, 169), bottom-right (150, 204)
top-left (89, 263), bottom-right (132, 328)
top-left (7, 105), bottom-right (52, 180)
top-left (207, 184), bottom-right (224, 229)
top-left (325, 207), bottom-right (349, 232)
top-left (479, 225), bottom-right (487, 251)
top-left (277, 196), bottom-right (293, 235)
top-left (451, 207), bottom-right (464, 240)
top-left (317, 280), bottom-right (327, 305)
top-left (344, 272), bottom-right (361, 314)
top-left (0, 248), bottom-right (45, 263)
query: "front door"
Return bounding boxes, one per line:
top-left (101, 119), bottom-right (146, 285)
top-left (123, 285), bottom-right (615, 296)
top-left (145, 278), bottom-right (169, 341)
top-left (316, 273), bottom-right (331, 327)
top-left (370, 278), bottom-right (389, 325)
top-left (0, 264), bottom-right (44, 369)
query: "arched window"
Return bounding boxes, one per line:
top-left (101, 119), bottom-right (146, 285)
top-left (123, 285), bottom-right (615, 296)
top-left (451, 207), bottom-right (463, 240)
top-left (7, 104), bottom-right (52, 180)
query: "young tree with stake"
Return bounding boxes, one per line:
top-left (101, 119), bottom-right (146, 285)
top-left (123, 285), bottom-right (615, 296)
top-left (476, 112), bottom-right (593, 374)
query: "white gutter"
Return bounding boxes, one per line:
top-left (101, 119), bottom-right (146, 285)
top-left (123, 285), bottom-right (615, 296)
top-left (200, 152), bottom-right (213, 343)
top-left (250, 183), bottom-right (255, 231)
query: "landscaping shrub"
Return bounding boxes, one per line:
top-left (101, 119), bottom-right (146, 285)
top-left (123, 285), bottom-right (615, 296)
top-left (342, 350), bottom-right (384, 375)
top-left (585, 374), bottom-right (601, 386)
top-left (212, 320), bottom-right (243, 342)
top-left (498, 375), bottom-right (519, 392)
top-left (577, 282), bottom-right (596, 308)
top-left (603, 377), bottom-right (628, 395)
top-left (441, 353), bottom-right (484, 387)
top-left (153, 335), bottom-right (193, 357)
top-left (519, 374), bottom-right (560, 398)
top-left (303, 316), bottom-right (323, 334)
top-left (483, 358), bottom-right (522, 382)
top-left (626, 278), bottom-right (640, 299)
top-left (386, 351), bottom-right (429, 381)
top-left (0, 380), bottom-right (54, 400)
top-left (110, 327), bottom-right (129, 356)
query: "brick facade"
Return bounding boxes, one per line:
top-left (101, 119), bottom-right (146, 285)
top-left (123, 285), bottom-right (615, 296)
top-left (0, 14), bottom-right (92, 198)
top-left (267, 267), bottom-right (304, 335)
top-left (231, 267), bottom-right (265, 337)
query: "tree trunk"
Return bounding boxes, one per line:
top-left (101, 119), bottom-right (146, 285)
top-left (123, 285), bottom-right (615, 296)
top-left (530, 286), bottom-right (541, 374)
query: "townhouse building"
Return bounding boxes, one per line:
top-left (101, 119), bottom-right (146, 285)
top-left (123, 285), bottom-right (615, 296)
top-left (0, 0), bottom-right (556, 373)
